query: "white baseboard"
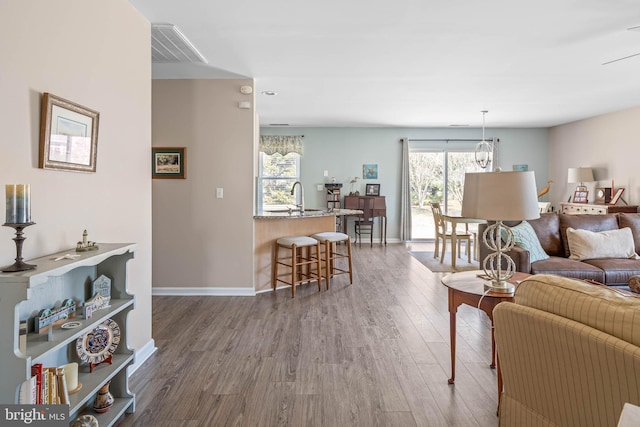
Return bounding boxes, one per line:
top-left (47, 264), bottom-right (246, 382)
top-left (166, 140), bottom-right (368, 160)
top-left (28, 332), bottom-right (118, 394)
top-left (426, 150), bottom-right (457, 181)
top-left (152, 287), bottom-right (256, 296)
top-left (129, 339), bottom-right (157, 374)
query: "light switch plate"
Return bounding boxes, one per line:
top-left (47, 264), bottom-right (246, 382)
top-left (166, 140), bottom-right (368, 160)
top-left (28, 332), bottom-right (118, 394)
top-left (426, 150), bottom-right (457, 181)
top-left (216, 188), bottom-right (223, 198)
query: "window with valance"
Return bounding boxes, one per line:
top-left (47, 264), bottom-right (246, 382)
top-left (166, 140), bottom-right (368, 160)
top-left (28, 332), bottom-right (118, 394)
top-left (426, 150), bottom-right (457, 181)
top-left (259, 135), bottom-right (303, 156)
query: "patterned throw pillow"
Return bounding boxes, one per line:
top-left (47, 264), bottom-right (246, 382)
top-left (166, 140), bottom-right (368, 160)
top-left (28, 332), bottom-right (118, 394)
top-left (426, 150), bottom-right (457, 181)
top-left (501, 220), bottom-right (549, 263)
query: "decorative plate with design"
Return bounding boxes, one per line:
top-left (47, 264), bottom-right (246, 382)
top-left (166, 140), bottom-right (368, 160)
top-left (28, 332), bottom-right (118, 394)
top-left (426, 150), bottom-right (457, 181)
top-left (76, 318), bottom-right (120, 364)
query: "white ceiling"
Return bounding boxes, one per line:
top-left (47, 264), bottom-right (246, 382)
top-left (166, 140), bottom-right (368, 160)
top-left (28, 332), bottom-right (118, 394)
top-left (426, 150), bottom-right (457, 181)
top-left (130, 0), bottom-right (640, 128)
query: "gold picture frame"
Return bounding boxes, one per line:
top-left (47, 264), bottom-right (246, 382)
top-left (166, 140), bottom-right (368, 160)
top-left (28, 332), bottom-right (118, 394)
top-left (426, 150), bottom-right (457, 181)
top-left (39, 93), bottom-right (100, 173)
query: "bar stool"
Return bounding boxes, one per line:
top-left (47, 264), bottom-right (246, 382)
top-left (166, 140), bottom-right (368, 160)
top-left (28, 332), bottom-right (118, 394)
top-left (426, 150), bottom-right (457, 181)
top-left (310, 232), bottom-right (353, 289)
top-left (272, 236), bottom-right (322, 298)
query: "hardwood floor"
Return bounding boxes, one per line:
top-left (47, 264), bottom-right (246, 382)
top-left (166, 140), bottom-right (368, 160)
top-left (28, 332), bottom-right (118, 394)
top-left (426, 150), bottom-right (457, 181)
top-left (115, 243), bottom-right (499, 427)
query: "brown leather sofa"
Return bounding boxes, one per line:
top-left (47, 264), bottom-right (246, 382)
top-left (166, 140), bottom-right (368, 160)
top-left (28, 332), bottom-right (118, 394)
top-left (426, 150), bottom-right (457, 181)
top-left (478, 212), bottom-right (640, 288)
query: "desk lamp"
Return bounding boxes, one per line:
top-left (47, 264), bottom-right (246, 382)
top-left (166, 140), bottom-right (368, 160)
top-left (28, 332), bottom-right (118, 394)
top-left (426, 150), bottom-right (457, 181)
top-left (462, 170), bottom-right (540, 293)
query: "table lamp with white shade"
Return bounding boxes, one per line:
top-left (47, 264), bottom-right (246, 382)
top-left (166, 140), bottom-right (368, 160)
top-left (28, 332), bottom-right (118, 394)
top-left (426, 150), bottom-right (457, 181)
top-left (462, 170), bottom-right (540, 293)
top-left (567, 167), bottom-right (594, 191)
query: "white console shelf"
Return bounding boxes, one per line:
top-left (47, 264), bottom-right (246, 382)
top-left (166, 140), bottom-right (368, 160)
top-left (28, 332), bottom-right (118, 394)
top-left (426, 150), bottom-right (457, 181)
top-left (0, 243), bottom-right (136, 426)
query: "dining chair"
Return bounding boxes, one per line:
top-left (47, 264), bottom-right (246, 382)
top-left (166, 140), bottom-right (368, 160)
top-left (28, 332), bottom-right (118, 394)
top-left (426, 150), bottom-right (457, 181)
top-left (355, 197), bottom-right (375, 247)
top-left (429, 202), bottom-right (472, 263)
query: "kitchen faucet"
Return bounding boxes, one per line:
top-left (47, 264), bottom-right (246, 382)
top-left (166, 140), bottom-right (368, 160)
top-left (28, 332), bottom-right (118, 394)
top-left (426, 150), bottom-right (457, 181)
top-left (290, 181), bottom-right (304, 214)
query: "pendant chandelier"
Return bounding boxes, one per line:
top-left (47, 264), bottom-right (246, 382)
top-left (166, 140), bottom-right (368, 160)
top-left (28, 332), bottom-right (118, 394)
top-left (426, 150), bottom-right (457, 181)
top-left (475, 110), bottom-right (492, 169)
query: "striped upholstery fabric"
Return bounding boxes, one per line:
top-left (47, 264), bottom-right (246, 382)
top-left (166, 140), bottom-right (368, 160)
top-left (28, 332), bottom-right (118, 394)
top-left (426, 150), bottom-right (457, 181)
top-left (494, 275), bottom-right (640, 427)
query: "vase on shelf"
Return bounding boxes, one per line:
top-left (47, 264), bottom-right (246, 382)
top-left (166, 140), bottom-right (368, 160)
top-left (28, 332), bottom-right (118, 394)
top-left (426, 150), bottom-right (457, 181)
top-left (93, 380), bottom-right (114, 413)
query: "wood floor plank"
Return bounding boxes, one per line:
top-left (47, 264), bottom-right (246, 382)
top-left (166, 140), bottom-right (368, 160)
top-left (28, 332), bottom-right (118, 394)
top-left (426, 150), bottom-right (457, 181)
top-left (115, 243), bottom-right (499, 427)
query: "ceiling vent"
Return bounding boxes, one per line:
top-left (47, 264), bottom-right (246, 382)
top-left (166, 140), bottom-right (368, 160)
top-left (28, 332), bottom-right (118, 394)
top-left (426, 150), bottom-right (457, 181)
top-left (151, 23), bottom-right (207, 64)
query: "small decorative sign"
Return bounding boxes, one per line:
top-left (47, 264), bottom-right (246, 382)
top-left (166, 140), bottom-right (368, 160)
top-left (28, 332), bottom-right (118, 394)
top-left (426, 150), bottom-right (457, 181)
top-left (35, 299), bottom-right (77, 334)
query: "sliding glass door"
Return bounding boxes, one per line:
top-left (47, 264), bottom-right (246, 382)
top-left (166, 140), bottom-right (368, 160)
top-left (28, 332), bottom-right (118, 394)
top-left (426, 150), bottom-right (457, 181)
top-left (409, 143), bottom-right (489, 239)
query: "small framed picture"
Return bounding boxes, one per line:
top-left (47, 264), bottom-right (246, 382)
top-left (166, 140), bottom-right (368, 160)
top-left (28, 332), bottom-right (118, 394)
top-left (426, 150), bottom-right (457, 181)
top-left (152, 147), bottom-right (186, 179)
top-left (365, 184), bottom-right (380, 196)
top-left (610, 188), bottom-right (625, 205)
top-left (573, 190), bottom-right (588, 203)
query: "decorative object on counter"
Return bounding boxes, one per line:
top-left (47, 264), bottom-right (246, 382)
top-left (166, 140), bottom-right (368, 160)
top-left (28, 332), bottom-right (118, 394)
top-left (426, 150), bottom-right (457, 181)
top-left (71, 414), bottom-right (98, 427)
top-left (610, 187), bottom-right (625, 205)
top-left (595, 187), bottom-right (612, 204)
top-left (60, 362), bottom-right (82, 395)
top-left (83, 294), bottom-right (110, 320)
top-left (152, 146), bottom-right (186, 179)
top-left (349, 176), bottom-right (360, 195)
top-left (2, 184), bottom-right (37, 272)
top-left (462, 170), bottom-right (540, 293)
top-left (76, 229), bottom-right (98, 252)
top-left (76, 318), bottom-right (120, 372)
top-left (365, 184), bottom-right (380, 196)
top-left (363, 163), bottom-right (378, 179)
top-left (93, 380), bottom-right (114, 413)
top-left (35, 299), bottom-right (77, 334)
top-left (53, 253), bottom-right (81, 261)
top-left (61, 321), bottom-right (81, 329)
top-left (39, 93), bottom-right (99, 173)
top-left (92, 274), bottom-right (112, 299)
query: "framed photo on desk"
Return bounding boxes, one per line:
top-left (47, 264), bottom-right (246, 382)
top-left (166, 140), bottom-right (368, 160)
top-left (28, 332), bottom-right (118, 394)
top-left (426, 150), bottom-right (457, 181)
top-left (573, 190), bottom-right (588, 203)
top-left (366, 184), bottom-right (380, 196)
top-left (610, 188), bottom-right (624, 205)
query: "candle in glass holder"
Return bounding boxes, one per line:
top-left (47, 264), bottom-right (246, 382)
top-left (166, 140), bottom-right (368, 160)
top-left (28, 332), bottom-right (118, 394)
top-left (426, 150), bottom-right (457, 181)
top-left (5, 184), bottom-right (31, 224)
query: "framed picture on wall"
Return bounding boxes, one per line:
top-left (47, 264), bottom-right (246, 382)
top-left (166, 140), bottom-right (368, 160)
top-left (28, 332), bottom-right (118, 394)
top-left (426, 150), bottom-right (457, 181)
top-left (152, 147), bottom-right (186, 179)
top-left (365, 184), bottom-right (380, 196)
top-left (39, 93), bottom-right (100, 173)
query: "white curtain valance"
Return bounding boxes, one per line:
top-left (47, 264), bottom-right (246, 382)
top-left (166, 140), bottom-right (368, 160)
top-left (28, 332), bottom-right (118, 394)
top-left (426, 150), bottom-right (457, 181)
top-left (259, 135), bottom-right (303, 156)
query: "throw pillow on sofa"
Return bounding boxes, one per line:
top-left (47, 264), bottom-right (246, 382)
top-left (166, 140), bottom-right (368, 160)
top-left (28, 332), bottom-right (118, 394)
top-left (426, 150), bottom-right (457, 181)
top-left (501, 220), bottom-right (549, 263)
top-left (566, 227), bottom-right (639, 260)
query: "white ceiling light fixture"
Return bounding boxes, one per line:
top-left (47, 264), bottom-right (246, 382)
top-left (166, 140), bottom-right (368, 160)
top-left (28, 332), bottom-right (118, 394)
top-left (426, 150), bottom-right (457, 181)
top-left (475, 110), bottom-right (492, 169)
top-left (151, 23), bottom-right (207, 64)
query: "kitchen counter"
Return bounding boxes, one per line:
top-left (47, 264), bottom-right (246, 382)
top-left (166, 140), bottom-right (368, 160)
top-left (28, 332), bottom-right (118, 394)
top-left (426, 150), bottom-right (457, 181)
top-left (253, 208), bottom-right (361, 219)
top-left (253, 208), bottom-right (363, 292)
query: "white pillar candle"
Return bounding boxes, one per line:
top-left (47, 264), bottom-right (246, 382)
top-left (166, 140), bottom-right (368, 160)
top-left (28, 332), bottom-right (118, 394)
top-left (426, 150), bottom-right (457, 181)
top-left (59, 362), bottom-right (80, 394)
top-left (5, 184), bottom-right (31, 224)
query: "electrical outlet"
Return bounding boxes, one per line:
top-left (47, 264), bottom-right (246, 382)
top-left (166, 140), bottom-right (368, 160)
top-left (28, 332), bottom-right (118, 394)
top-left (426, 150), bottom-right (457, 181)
top-left (317, 184), bottom-right (323, 191)
top-left (216, 188), bottom-right (223, 198)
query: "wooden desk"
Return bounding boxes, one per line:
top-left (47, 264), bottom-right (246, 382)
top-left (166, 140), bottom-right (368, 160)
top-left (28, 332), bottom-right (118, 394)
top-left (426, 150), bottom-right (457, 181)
top-left (441, 270), bottom-right (530, 407)
top-left (441, 211), bottom-right (485, 269)
top-left (344, 196), bottom-right (387, 245)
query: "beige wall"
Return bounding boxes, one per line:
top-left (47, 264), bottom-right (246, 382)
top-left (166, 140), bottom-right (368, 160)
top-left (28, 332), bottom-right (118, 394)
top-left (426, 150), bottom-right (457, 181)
top-left (549, 106), bottom-right (640, 209)
top-left (0, 0), bottom-right (153, 362)
top-left (151, 80), bottom-right (255, 293)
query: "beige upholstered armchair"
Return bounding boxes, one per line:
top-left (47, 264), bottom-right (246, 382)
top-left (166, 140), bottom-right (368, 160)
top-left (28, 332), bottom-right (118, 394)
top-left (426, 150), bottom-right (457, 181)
top-left (494, 274), bottom-right (640, 427)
